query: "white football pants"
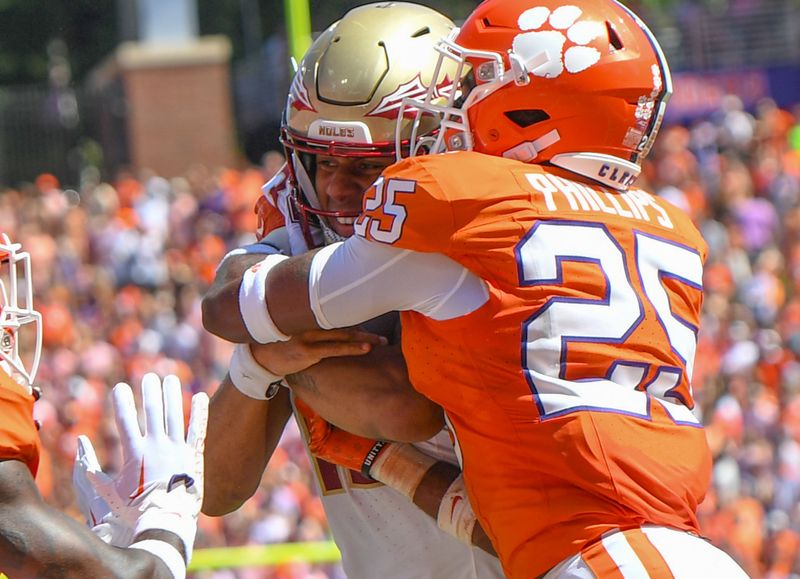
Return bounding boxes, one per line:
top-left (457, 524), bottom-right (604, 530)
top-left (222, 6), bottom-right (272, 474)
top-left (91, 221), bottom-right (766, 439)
top-left (543, 526), bottom-right (750, 578)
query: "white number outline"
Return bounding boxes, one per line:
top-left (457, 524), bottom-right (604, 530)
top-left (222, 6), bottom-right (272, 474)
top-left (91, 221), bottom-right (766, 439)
top-left (353, 177), bottom-right (415, 244)
top-left (516, 220), bottom-right (702, 425)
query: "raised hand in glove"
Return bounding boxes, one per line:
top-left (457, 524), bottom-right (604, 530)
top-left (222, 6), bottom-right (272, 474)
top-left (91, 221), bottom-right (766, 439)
top-left (73, 373), bottom-right (208, 560)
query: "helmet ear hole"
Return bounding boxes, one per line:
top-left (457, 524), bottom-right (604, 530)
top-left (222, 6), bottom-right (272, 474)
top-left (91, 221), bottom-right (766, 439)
top-left (411, 26), bottom-right (431, 38)
top-left (504, 109), bottom-right (550, 128)
top-left (606, 21), bottom-right (624, 51)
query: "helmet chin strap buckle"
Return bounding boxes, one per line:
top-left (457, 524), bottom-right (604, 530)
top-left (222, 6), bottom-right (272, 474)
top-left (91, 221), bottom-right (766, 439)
top-left (502, 130), bottom-right (560, 162)
top-left (508, 50), bottom-right (551, 86)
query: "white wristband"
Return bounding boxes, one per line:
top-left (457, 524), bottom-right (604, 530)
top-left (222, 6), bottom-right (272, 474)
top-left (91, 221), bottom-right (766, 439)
top-left (436, 474), bottom-right (476, 544)
top-left (238, 254), bottom-right (291, 343)
top-left (130, 539), bottom-right (186, 579)
top-left (134, 508), bottom-right (197, 562)
top-left (229, 343), bottom-right (285, 400)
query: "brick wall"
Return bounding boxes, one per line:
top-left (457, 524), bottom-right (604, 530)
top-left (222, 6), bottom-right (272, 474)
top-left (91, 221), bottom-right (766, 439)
top-left (116, 36), bottom-right (237, 177)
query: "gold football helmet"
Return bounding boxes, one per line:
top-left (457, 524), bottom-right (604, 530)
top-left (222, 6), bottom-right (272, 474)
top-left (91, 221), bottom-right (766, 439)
top-left (281, 1), bottom-right (457, 246)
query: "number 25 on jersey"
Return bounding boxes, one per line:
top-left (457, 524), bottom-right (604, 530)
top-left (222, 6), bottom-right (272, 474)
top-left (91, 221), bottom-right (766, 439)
top-left (517, 220), bottom-right (703, 426)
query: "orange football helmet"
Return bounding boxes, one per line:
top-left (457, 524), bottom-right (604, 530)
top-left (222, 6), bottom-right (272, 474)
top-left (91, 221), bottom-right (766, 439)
top-left (402, 0), bottom-right (672, 190)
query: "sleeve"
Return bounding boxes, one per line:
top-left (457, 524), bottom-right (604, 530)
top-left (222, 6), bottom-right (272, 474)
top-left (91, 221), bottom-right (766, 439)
top-left (308, 236), bottom-right (489, 329)
top-left (0, 373), bottom-right (40, 476)
top-left (256, 163), bottom-right (292, 240)
top-left (255, 195), bottom-right (286, 241)
top-left (293, 397), bottom-right (382, 475)
top-left (354, 158), bottom-right (455, 253)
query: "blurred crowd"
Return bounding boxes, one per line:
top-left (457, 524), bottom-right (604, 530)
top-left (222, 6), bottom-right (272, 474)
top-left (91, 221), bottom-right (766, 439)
top-left (2, 96), bottom-right (800, 578)
top-left (1, 149), bottom-right (336, 578)
top-left (641, 95), bottom-right (800, 578)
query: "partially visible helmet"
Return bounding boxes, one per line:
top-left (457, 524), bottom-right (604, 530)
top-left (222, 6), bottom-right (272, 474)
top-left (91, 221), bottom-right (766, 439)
top-left (0, 234), bottom-right (42, 393)
top-left (281, 1), bottom-right (457, 246)
top-left (402, 0), bottom-right (672, 190)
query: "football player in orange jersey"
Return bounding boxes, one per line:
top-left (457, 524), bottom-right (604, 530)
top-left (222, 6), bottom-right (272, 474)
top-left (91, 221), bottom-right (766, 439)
top-left (0, 233), bottom-right (208, 578)
top-left (201, 3), bottom-right (502, 578)
top-left (203, 0), bottom-right (755, 576)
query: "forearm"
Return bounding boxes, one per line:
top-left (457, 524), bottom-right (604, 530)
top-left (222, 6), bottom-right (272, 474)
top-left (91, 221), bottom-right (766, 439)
top-left (202, 376), bottom-right (291, 515)
top-left (265, 238), bottom-right (488, 336)
top-left (411, 460), bottom-right (461, 519)
top-left (287, 345), bottom-right (443, 442)
top-left (0, 518), bottom-right (170, 579)
top-left (414, 462), bottom-right (495, 555)
top-left (220, 233), bottom-right (488, 347)
top-left (202, 253), bottom-right (269, 342)
top-left (368, 445), bottom-right (496, 556)
top-left (0, 461), bottom-right (174, 578)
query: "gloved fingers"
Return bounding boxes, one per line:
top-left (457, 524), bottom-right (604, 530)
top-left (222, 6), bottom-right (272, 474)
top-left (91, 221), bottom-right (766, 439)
top-left (73, 435), bottom-right (110, 524)
top-left (162, 374), bottom-right (185, 442)
top-left (75, 434), bottom-right (101, 473)
top-left (141, 372), bottom-right (166, 438)
top-left (112, 382), bottom-right (142, 461)
top-left (74, 435), bottom-right (113, 489)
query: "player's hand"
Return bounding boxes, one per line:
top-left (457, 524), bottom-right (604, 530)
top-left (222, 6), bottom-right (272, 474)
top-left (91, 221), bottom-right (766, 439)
top-left (74, 373), bottom-right (208, 559)
top-left (294, 396), bottom-right (388, 474)
top-left (74, 434), bottom-right (132, 546)
top-left (250, 329), bottom-right (387, 378)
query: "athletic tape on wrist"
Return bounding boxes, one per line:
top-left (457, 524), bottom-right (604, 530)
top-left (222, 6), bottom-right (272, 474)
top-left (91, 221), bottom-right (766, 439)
top-left (369, 443), bottom-right (437, 501)
top-left (229, 343), bottom-right (285, 400)
top-left (134, 508), bottom-right (197, 562)
top-left (130, 539), bottom-right (186, 579)
top-left (436, 474), bottom-right (476, 544)
top-left (238, 254), bottom-right (291, 343)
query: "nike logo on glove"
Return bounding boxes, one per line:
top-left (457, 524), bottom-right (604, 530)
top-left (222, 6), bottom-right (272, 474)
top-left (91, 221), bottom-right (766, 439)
top-left (167, 473), bottom-right (196, 492)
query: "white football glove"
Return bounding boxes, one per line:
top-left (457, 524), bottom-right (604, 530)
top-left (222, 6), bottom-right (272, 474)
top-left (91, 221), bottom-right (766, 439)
top-left (74, 434), bottom-right (127, 545)
top-left (72, 373), bottom-right (209, 560)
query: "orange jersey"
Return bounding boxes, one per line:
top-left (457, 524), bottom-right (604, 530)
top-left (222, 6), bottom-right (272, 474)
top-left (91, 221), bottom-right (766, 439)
top-left (0, 371), bottom-right (40, 475)
top-left (355, 151), bottom-right (712, 578)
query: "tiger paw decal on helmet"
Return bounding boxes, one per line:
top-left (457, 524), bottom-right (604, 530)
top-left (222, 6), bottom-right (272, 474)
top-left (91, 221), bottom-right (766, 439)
top-left (514, 5), bottom-right (606, 78)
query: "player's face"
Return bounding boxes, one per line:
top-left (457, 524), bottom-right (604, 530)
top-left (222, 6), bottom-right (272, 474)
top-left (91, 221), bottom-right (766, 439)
top-left (314, 155), bottom-right (394, 238)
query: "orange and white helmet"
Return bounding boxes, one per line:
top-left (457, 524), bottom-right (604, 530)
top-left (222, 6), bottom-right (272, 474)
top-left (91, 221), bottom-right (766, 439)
top-left (0, 234), bottom-right (41, 392)
top-left (401, 0), bottom-right (672, 190)
top-left (281, 1), bottom-right (456, 245)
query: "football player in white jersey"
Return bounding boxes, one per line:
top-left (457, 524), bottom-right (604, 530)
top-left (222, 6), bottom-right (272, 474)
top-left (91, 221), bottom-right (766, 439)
top-left (201, 3), bottom-right (503, 578)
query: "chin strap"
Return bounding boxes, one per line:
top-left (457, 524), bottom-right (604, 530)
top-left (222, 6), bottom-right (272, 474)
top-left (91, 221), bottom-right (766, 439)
top-left (320, 219), bottom-right (347, 245)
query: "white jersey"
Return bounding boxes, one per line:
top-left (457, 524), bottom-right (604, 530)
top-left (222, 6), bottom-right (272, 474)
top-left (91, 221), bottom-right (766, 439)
top-left (235, 177), bottom-right (504, 579)
top-left (297, 416), bottom-right (502, 579)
